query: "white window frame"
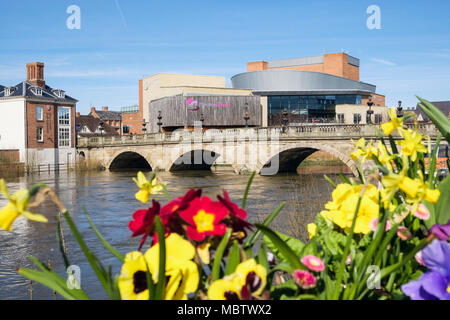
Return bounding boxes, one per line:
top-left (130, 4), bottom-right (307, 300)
top-left (36, 106), bottom-right (43, 121)
top-left (58, 107), bottom-right (71, 148)
top-left (37, 127), bottom-right (44, 142)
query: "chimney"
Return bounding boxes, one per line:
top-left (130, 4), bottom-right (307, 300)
top-left (102, 106), bottom-right (109, 111)
top-left (76, 112), bottom-right (81, 117)
top-left (27, 62), bottom-right (45, 88)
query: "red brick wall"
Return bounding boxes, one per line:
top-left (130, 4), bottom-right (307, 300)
top-left (26, 102), bottom-right (76, 148)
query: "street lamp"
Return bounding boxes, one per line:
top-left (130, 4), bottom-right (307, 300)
top-left (142, 119), bottom-right (147, 135)
top-left (243, 103), bottom-right (250, 128)
top-left (99, 120), bottom-right (104, 146)
top-left (397, 101), bottom-right (404, 118)
top-left (367, 95), bottom-right (374, 124)
top-left (282, 108), bottom-right (289, 132)
top-left (157, 111), bottom-right (163, 133)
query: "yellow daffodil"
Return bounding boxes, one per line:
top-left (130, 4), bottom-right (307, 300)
top-left (0, 179), bottom-right (47, 231)
top-left (144, 233), bottom-right (199, 300)
top-left (381, 108), bottom-right (404, 136)
top-left (350, 138), bottom-right (378, 162)
top-left (207, 275), bottom-right (242, 300)
top-left (307, 223), bottom-right (317, 239)
top-left (133, 171), bottom-right (163, 203)
top-left (118, 251), bottom-right (150, 300)
top-left (376, 142), bottom-right (395, 171)
top-left (382, 171), bottom-right (440, 214)
top-left (320, 184), bottom-right (380, 235)
top-left (399, 129), bottom-right (427, 162)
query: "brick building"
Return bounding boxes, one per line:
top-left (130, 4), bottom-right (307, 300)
top-left (75, 113), bottom-right (119, 138)
top-left (0, 62), bottom-right (77, 167)
top-left (89, 106), bottom-right (122, 134)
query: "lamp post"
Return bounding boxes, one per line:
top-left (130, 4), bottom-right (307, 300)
top-left (367, 95), bottom-right (374, 124)
top-left (282, 108), bottom-right (289, 132)
top-left (243, 103), bottom-right (250, 128)
top-left (397, 101), bottom-right (404, 118)
top-left (142, 119), bottom-right (147, 136)
top-left (157, 111), bottom-right (163, 133)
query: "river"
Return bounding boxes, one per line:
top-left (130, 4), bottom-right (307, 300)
top-left (0, 170), bottom-right (338, 300)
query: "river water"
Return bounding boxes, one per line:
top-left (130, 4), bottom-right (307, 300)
top-left (0, 170), bottom-right (338, 300)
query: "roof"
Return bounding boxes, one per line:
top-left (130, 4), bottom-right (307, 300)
top-left (0, 81), bottom-right (77, 102)
top-left (76, 115), bottom-right (119, 136)
top-left (93, 110), bottom-right (122, 121)
top-left (415, 101), bottom-right (450, 121)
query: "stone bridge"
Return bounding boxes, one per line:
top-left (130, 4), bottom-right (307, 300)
top-left (76, 124), bottom-right (439, 176)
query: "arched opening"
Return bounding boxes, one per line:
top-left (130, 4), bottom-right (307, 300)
top-left (260, 147), bottom-right (352, 176)
top-left (170, 150), bottom-right (220, 172)
top-left (109, 152), bottom-right (152, 172)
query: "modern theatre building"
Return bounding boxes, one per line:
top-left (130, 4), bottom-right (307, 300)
top-left (138, 53), bottom-right (386, 133)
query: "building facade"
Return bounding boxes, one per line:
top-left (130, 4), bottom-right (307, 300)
top-left (232, 53), bottom-right (386, 126)
top-left (0, 62), bottom-right (77, 167)
top-left (89, 107), bottom-right (122, 134)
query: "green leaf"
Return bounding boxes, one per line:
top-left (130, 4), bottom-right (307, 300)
top-left (211, 229), bottom-right (232, 281)
top-left (154, 217), bottom-right (166, 300)
top-left (256, 224), bottom-right (302, 270)
top-left (225, 240), bottom-right (240, 276)
top-left (324, 175), bottom-right (337, 187)
top-left (56, 214), bottom-right (70, 270)
top-left (263, 230), bottom-right (305, 262)
top-left (435, 175), bottom-right (450, 225)
top-left (82, 207), bottom-right (124, 263)
top-left (63, 211), bottom-right (114, 299)
top-left (270, 279), bottom-right (298, 300)
top-left (416, 96), bottom-right (450, 142)
top-left (258, 243), bottom-right (269, 273)
top-left (242, 171), bottom-right (256, 209)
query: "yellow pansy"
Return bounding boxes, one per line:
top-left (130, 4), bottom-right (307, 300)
top-left (381, 108), bottom-right (404, 136)
top-left (118, 251), bottom-right (150, 300)
top-left (207, 259), bottom-right (267, 300)
top-left (234, 259), bottom-right (267, 297)
top-left (197, 242), bottom-right (211, 265)
top-left (0, 179), bottom-right (47, 231)
top-left (320, 184), bottom-right (380, 235)
top-left (307, 223), bottom-right (317, 239)
top-left (207, 276), bottom-right (242, 300)
top-left (350, 138), bottom-right (378, 162)
top-left (399, 129), bottom-right (427, 162)
top-left (144, 233), bottom-right (199, 300)
top-left (133, 171), bottom-right (163, 203)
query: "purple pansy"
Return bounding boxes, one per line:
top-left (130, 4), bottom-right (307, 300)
top-left (401, 240), bottom-right (450, 300)
top-left (429, 220), bottom-right (450, 241)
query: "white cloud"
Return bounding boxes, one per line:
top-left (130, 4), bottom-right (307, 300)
top-left (370, 58), bottom-right (397, 66)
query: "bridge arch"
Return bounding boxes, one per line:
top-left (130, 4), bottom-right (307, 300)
top-left (256, 143), bottom-right (358, 176)
top-left (167, 149), bottom-right (222, 172)
top-left (108, 151), bottom-right (154, 172)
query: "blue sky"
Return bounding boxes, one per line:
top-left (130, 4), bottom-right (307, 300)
top-left (1, 0), bottom-right (449, 114)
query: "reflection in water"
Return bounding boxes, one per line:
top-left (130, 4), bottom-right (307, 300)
top-left (0, 170), bottom-right (337, 300)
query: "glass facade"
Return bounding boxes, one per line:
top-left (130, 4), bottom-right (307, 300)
top-left (268, 95), bottom-right (362, 126)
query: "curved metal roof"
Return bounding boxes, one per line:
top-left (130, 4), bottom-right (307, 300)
top-left (231, 70), bottom-right (376, 95)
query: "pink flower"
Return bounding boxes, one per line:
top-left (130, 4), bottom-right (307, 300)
top-left (301, 255), bottom-right (325, 272)
top-left (370, 218), bottom-right (391, 232)
top-left (292, 270), bottom-right (317, 290)
top-left (397, 226), bottom-right (412, 241)
top-left (346, 255), bottom-right (352, 266)
top-left (415, 251), bottom-right (425, 266)
top-left (413, 204), bottom-right (430, 221)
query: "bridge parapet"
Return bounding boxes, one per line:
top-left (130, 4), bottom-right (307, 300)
top-left (77, 124), bottom-right (439, 148)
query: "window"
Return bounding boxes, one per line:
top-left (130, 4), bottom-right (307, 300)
top-left (353, 113), bottom-right (362, 124)
top-left (374, 114), bottom-right (383, 124)
top-left (58, 108), bottom-right (70, 126)
top-left (54, 90), bottom-right (66, 99)
top-left (32, 87), bottom-right (42, 96)
top-left (58, 107), bottom-right (71, 147)
top-left (36, 106), bottom-right (43, 121)
top-left (337, 114), bottom-right (345, 124)
top-left (37, 127), bottom-right (43, 142)
top-left (4, 87), bottom-right (14, 97)
top-left (123, 126), bottom-right (130, 134)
